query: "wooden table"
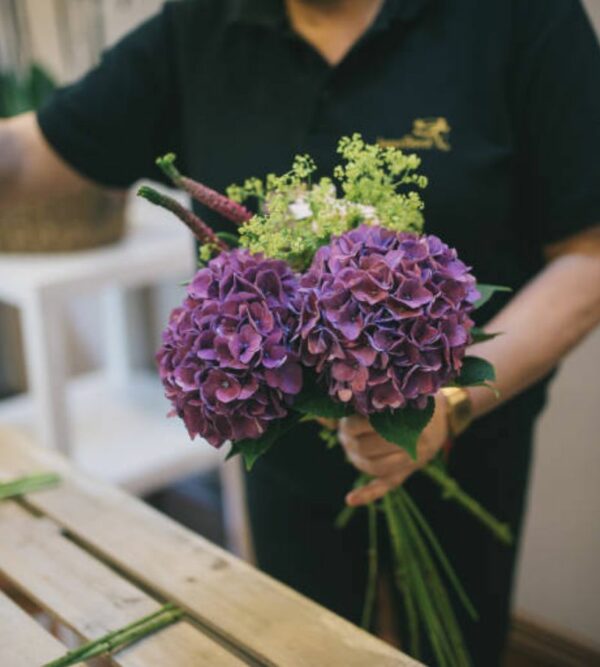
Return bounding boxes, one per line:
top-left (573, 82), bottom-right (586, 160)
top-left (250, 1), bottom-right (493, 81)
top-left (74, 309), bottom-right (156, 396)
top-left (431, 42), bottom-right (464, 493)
top-left (0, 428), bottom-right (419, 667)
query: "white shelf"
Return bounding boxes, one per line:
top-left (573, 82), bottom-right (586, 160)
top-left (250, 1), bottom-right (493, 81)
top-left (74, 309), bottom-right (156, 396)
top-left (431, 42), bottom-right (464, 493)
top-left (0, 371), bottom-right (224, 496)
top-left (0, 203), bottom-right (196, 305)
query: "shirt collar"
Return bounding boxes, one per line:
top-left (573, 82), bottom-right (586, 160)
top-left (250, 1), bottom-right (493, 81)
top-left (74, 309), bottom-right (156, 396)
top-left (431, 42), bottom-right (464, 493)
top-left (227, 0), bottom-right (431, 30)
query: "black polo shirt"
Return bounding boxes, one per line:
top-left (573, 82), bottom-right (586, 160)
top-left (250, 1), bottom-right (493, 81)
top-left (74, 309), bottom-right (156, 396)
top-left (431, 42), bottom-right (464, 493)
top-left (38, 0), bottom-right (600, 501)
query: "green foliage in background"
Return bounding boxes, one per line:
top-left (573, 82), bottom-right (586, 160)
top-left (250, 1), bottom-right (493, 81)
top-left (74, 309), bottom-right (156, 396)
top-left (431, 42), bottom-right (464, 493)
top-left (0, 63), bottom-right (56, 118)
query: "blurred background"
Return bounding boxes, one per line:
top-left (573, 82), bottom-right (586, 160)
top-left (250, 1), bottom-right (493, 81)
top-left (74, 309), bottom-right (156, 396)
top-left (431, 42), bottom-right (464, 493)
top-left (0, 1), bottom-right (598, 665)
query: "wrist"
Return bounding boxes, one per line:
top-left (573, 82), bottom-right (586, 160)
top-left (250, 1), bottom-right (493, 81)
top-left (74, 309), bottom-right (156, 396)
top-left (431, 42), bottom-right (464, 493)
top-left (439, 387), bottom-right (473, 439)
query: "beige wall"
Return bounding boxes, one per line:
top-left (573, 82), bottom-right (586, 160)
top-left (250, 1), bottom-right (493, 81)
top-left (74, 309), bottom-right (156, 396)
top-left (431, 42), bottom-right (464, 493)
top-left (21, 0), bottom-right (164, 83)
top-left (515, 328), bottom-right (600, 643)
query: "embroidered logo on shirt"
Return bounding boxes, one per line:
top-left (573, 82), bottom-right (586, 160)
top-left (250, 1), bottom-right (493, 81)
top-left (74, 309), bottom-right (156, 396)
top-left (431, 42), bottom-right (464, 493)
top-left (378, 117), bottom-right (451, 152)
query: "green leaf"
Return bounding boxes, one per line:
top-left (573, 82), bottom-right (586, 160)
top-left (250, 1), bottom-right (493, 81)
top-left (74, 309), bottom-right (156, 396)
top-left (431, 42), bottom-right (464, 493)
top-left (370, 399), bottom-right (435, 460)
top-left (294, 394), bottom-right (352, 419)
top-left (473, 284), bottom-right (511, 309)
top-left (480, 382), bottom-right (501, 398)
top-left (225, 441), bottom-right (242, 462)
top-left (226, 414), bottom-right (300, 471)
top-left (455, 356), bottom-right (496, 387)
top-left (293, 375), bottom-right (353, 419)
top-left (216, 231), bottom-right (240, 247)
top-left (470, 327), bottom-right (502, 344)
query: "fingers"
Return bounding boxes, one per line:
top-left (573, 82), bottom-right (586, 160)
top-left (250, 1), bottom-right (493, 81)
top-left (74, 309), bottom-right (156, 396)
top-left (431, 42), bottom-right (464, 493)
top-left (346, 478), bottom-right (391, 506)
top-left (339, 414), bottom-right (372, 437)
top-left (346, 467), bottom-right (415, 506)
top-left (345, 450), bottom-right (409, 479)
top-left (315, 417), bottom-right (338, 430)
top-left (338, 413), bottom-right (426, 506)
top-left (338, 430), bottom-right (396, 458)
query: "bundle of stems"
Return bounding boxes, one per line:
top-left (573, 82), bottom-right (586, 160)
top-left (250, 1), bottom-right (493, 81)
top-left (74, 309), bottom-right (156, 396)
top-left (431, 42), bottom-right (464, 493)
top-left (44, 603), bottom-right (183, 667)
top-left (338, 465), bottom-right (512, 667)
top-left (0, 473), bottom-right (60, 501)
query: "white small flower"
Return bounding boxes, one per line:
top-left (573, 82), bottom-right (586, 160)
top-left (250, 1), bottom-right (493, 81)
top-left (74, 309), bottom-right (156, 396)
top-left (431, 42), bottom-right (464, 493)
top-left (357, 203), bottom-right (377, 220)
top-left (289, 198), bottom-right (312, 220)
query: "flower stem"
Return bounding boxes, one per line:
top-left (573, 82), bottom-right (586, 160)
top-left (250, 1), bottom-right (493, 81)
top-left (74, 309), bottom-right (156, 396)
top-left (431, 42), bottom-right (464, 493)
top-left (43, 603), bottom-right (183, 667)
top-left (334, 505), bottom-right (357, 529)
top-left (394, 488), bottom-right (471, 666)
top-left (422, 464), bottom-right (513, 545)
top-left (137, 185), bottom-right (228, 250)
top-left (334, 474), bottom-right (370, 529)
top-left (385, 493), bottom-right (455, 667)
top-left (400, 488), bottom-right (478, 621)
top-left (401, 561), bottom-right (420, 659)
top-left (361, 502), bottom-right (378, 630)
top-left (382, 493), bottom-right (429, 661)
top-left (386, 496), bottom-right (420, 657)
top-left (0, 473), bottom-right (60, 501)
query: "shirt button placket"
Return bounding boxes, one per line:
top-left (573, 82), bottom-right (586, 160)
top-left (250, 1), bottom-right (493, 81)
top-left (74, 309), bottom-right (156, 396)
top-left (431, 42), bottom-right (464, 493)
top-left (311, 78), bottom-right (333, 134)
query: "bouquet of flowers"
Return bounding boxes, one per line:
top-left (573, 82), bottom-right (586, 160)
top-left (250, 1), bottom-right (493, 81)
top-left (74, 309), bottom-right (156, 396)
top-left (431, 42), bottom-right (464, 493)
top-left (140, 135), bottom-right (512, 667)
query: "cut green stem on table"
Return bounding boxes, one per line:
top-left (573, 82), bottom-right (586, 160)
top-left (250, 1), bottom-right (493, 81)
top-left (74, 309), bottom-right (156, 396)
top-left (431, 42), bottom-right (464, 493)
top-left (0, 473), bottom-right (60, 501)
top-left (43, 603), bottom-right (183, 667)
top-left (422, 464), bottom-right (513, 545)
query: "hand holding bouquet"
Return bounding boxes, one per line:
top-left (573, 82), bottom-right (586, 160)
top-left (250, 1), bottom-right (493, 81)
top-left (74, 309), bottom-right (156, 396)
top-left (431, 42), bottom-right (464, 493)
top-left (141, 135), bottom-right (511, 667)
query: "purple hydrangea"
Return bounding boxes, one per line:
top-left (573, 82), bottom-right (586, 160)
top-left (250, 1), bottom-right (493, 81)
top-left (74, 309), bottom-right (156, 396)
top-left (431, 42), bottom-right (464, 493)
top-left (157, 249), bottom-right (302, 447)
top-left (295, 225), bottom-right (479, 414)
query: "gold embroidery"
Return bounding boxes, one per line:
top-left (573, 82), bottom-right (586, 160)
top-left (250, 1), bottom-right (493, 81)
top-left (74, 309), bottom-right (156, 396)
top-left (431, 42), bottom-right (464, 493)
top-left (378, 117), bottom-right (451, 152)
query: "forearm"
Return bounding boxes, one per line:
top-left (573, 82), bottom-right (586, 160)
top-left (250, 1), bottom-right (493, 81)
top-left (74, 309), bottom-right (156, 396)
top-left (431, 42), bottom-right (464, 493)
top-left (0, 112), bottom-right (113, 205)
top-left (467, 248), bottom-right (600, 419)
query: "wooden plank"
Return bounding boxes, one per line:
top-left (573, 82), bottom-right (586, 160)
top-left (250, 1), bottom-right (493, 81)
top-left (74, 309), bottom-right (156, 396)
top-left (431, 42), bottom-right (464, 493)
top-left (0, 588), bottom-right (66, 666)
top-left (0, 502), bottom-right (245, 667)
top-left (0, 427), bottom-right (419, 666)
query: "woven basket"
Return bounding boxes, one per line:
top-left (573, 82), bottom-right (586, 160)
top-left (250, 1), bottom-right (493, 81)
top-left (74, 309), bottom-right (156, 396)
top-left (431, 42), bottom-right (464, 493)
top-left (0, 191), bottom-right (126, 253)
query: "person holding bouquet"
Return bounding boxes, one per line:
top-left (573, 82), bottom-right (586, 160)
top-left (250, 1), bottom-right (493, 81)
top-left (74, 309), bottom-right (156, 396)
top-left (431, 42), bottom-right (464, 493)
top-left (1, 1), bottom-right (600, 664)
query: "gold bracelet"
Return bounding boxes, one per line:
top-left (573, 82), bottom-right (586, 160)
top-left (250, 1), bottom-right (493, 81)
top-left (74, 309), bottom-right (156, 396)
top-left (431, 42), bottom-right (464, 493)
top-left (440, 387), bottom-right (473, 438)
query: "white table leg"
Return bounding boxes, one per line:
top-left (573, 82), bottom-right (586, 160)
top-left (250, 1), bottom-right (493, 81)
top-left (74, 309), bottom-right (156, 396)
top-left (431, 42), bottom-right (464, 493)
top-left (103, 286), bottom-right (144, 389)
top-left (21, 290), bottom-right (70, 454)
top-left (219, 458), bottom-right (255, 562)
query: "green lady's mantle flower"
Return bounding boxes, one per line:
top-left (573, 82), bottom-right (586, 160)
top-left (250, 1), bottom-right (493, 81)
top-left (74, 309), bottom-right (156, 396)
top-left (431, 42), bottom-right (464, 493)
top-left (228, 134), bottom-right (427, 270)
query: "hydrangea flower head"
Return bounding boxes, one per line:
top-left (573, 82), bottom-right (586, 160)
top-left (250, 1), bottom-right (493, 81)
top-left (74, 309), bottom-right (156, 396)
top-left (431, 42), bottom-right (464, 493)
top-left (157, 249), bottom-right (302, 446)
top-left (295, 225), bottom-right (479, 413)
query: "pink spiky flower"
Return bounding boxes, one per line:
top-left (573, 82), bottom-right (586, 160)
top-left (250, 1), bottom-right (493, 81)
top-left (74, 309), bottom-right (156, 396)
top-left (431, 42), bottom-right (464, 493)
top-left (157, 154), bottom-right (253, 225)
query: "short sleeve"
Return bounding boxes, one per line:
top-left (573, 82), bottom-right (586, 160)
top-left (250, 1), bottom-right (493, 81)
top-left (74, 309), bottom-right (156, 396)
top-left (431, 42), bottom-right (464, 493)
top-left (512, 0), bottom-right (600, 245)
top-left (37, 3), bottom-right (180, 188)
